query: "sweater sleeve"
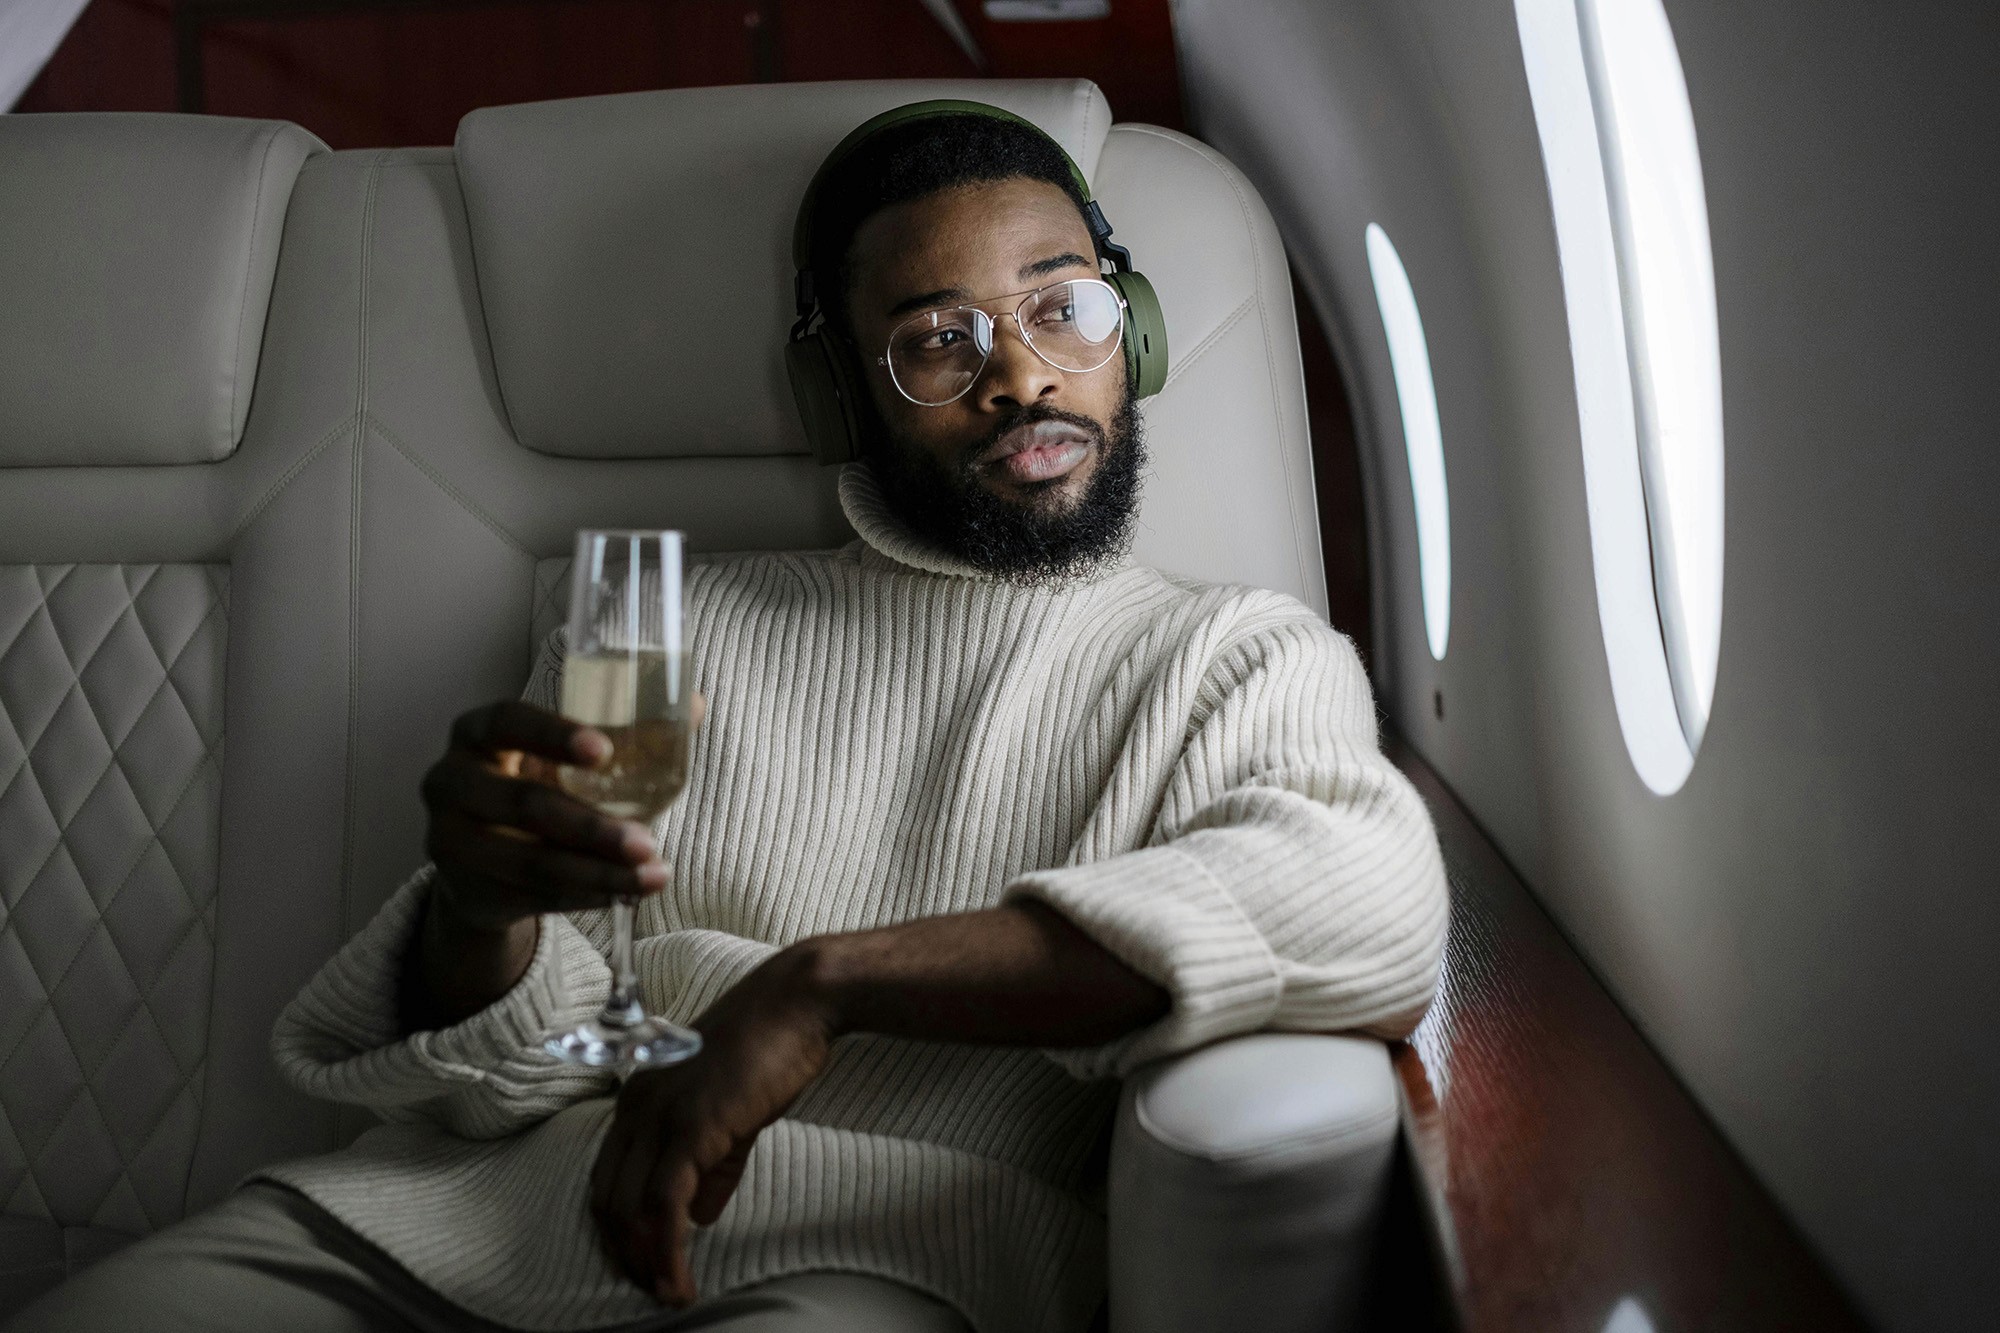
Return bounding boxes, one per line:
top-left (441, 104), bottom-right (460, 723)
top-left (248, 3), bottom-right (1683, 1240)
top-left (268, 871), bottom-right (784, 1140)
top-left (269, 627), bottom-right (787, 1138)
top-left (271, 630), bottom-right (624, 1138)
top-left (1002, 610), bottom-right (1449, 1079)
top-left (269, 865), bottom-right (621, 1139)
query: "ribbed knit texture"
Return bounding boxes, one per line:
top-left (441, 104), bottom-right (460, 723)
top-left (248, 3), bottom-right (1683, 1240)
top-left (259, 464), bottom-right (1449, 1333)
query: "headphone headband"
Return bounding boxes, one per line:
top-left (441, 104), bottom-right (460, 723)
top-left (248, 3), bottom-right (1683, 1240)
top-left (790, 99), bottom-right (1094, 277)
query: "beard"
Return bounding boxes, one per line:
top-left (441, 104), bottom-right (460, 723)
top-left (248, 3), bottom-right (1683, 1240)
top-left (862, 385), bottom-right (1147, 586)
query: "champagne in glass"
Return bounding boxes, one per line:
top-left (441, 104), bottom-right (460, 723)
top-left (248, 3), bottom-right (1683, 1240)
top-left (543, 530), bottom-right (702, 1069)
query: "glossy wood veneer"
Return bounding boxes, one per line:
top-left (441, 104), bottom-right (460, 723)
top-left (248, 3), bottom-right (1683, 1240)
top-left (1390, 738), bottom-right (1870, 1333)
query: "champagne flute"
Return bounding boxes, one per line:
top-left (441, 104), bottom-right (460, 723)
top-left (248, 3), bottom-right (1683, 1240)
top-left (543, 530), bottom-right (703, 1069)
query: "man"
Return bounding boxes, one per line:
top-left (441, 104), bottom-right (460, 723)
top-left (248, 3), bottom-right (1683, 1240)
top-left (8, 106), bottom-right (1446, 1333)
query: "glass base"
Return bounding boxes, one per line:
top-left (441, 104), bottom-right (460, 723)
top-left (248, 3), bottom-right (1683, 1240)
top-left (544, 1014), bottom-right (702, 1069)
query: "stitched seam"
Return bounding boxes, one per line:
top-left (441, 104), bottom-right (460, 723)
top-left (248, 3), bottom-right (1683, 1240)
top-left (1123, 125), bottom-right (1319, 601)
top-left (11, 576), bottom-right (139, 896)
top-left (1134, 1095), bottom-right (1397, 1165)
top-left (364, 415), bottom-right (534, 558)
top-left (6, 626), bottom-right (214, 1004)
top-left (0, 672), bottom-right (28, 798)
top-left (339, 154), bottom-right (386, 945)
top-left (141, 591), bottom-right (228, 768)
top-left (13, 573), bottom-right (75, 755)
top-left (450, 144), bottom-right (524, 447)
top-left (119, 749), bottom-right (218, 932)
top-left (228, 412), bottom-right (360, 542)
top-left (1159, 295), bottom-right (1255, 392)
top-left (24, 933), bottom-right (203, 1227)
top-left (43, 567), bottom-right (127, 689)
top-left (8, 739), bottom-right (101, 904)
top-left (1076, 81), bottom-right (1100, 181)
top-left (227, 124), bottom-right (284, 455)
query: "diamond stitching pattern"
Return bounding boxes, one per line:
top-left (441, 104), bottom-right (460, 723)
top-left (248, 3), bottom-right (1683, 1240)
top-left (0, 564), bottom-right (227, 1236)
top-left (529, 557), bottom-right (573, 657)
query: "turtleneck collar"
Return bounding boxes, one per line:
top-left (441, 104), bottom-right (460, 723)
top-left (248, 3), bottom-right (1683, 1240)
top-left (837, 462), bottom-right (1133, 588)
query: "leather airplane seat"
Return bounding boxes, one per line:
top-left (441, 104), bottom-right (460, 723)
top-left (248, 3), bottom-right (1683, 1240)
top-left (0, 112), bottom-right (332, 1308)
top-left (0, 82), bottom-right (1395, 1331)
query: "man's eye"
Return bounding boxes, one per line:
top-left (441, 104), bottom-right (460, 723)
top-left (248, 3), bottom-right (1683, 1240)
top-left (1037, 303), bottom-right (1077, 328)
top-left (913, 328), bottom-right (970, 354)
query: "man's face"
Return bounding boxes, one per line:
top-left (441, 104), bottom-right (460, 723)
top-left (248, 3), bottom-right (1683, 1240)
top-left (843, 176), bottom-right (1144, 580)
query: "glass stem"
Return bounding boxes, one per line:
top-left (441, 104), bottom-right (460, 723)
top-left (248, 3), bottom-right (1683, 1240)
top-left (604, 896), bottom-right (643, 1027)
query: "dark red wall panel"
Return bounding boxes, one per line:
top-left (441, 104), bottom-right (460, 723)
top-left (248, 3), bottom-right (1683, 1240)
top-left (18, 0), bottom-right (1182, 147)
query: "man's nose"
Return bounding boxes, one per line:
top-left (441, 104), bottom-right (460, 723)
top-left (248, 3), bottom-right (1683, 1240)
top-left (974, 314), bottom-right (1062, 411)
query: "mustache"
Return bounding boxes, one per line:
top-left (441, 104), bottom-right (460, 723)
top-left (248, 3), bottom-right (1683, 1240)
top-left (956, 404), bottom-right (1110, 470)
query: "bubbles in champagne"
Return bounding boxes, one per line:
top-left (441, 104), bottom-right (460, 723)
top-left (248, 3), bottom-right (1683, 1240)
top-left (558, 651), bottom-right (691, 820)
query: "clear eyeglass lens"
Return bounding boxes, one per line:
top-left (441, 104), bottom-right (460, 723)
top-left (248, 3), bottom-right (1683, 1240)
top-left (886, 280), bottom-right (1125, 406)
top-left (1022, 281), bottom-right (1124, 369)
top-left (889, 308), bottom-right (990, 406)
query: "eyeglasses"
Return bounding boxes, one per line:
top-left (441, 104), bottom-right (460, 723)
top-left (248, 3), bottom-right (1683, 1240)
top-left (878, 277), bottom-right (1127, 407)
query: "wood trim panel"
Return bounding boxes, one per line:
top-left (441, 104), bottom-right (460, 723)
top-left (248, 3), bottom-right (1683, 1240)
top-left (1389, 738), bottom-right (1870, 1332)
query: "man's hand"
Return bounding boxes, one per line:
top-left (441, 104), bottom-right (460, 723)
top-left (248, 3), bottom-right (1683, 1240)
top-left (585, 898), bottom-right (1170, 1307)
top-left (401, 699), bottom-right (669, 1032)
top-left (424, 699), bottom-right (670, 929)
top-left (589, 950), bottom-right (836, 1307)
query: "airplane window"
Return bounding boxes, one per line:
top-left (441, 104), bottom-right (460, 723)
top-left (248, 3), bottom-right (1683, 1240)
top-left (1514, 0), bottom-right (1724, 793)
top-left (1365, 223), bottom-right (1452, 661)
top-left (1603, 1296), bottom-right (1658, 1333)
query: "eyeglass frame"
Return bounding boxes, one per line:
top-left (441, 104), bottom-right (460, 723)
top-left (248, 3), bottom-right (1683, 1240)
top-left (874, 277), bottom-right (1129, 407)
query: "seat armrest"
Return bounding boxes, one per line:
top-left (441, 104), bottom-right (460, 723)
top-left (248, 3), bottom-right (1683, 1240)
top-left (1108, 1033), bottom-right (1399, 1333)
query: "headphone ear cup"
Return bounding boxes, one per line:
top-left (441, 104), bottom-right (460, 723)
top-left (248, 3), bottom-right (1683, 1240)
top-left (786, 332), bottom-right (864, 465)
top-left (1108, 270), bottom-right (1169, 399)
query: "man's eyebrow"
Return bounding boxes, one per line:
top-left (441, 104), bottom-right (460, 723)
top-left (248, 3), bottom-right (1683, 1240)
top-left (1018, 252), bottom-right (1095, 283)
top-left (887, 286), bottom-right (971, 319)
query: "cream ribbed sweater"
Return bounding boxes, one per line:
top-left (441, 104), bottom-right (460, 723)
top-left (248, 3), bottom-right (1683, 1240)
top-left (261, 466), bottom-right (1448, 1333)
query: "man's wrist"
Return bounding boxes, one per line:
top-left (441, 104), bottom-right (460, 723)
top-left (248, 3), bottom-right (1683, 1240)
top-left (770, 933), bottom-right (856, 1040)
top-left (427, 869), bottom-right (533, 942)
top-left (404, 875), bottom-right (541, 1033)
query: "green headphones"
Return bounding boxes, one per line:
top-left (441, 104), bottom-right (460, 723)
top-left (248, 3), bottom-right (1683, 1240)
top-left (785, 99), bottom-right (1169, 466)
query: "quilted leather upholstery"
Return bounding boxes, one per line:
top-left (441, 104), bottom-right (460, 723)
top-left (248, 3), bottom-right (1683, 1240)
top-left (0, 565), bottom-right (228, 1277)
top-left (529, 558), bottom-right (572, 664)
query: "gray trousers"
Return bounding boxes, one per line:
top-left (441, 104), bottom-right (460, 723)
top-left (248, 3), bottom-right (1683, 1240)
top-left (5, 1183), bottom-right (971, 1333)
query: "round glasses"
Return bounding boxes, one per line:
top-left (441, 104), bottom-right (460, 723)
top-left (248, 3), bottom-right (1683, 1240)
top-left (878, 277), bottom-right (1127, 407)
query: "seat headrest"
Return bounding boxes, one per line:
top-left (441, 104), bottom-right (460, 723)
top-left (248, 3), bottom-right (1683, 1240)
top-left (455, 79), bottom-right (1113, 460)
top-left (0, 114), bottom-right (324, 468)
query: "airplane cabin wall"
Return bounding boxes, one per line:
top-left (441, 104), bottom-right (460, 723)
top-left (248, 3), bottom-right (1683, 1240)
top-left (1170, 2), bottom-right (2000, 1330)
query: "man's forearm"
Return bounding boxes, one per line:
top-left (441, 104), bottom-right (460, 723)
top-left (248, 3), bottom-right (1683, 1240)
top-left (786, 899), bottom-right (1169, 1048)
top-left (399, 884), bottom-right (540, 1033)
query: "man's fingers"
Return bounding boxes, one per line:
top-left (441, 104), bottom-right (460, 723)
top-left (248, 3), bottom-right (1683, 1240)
top-left (424, 756), bottom-right (652, 863)
top-left (598, 1120), bottom-right (663, 1293)
top-left (590, 1111), bottom-right (637, 1225)
top-left (688, 1139), bottom-right (753, 1227)
top-left (650, 1156), bottom-right (702, 1307)
top-left (427, 813), bottom-right (667, 913)
top-left (450, 699), bottom-right (611, 767)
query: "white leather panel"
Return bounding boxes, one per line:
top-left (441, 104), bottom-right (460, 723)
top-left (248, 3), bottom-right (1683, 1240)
top-left (1095, 125), bottom-right (1328, 618)
top-left (0, 116), bottom-right (324, 468)
top-left (0, 565), bottom-right (227, 1255)
top-left (454, 79), bottom-right (1112, 460)
top-left (1108, 1034), bottom-right (1399, 1333)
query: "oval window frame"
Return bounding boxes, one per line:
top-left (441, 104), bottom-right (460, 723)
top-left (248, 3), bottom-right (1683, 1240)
top-left (1515, 0), bottom-right (1726, 793)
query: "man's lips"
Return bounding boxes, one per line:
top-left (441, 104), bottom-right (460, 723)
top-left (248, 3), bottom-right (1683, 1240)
top-left (976, 420), bottom-right (1095, 485)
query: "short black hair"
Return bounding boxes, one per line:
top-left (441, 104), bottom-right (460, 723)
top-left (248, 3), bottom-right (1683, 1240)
top-left (806, 112), bottom-right (1094, 335)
